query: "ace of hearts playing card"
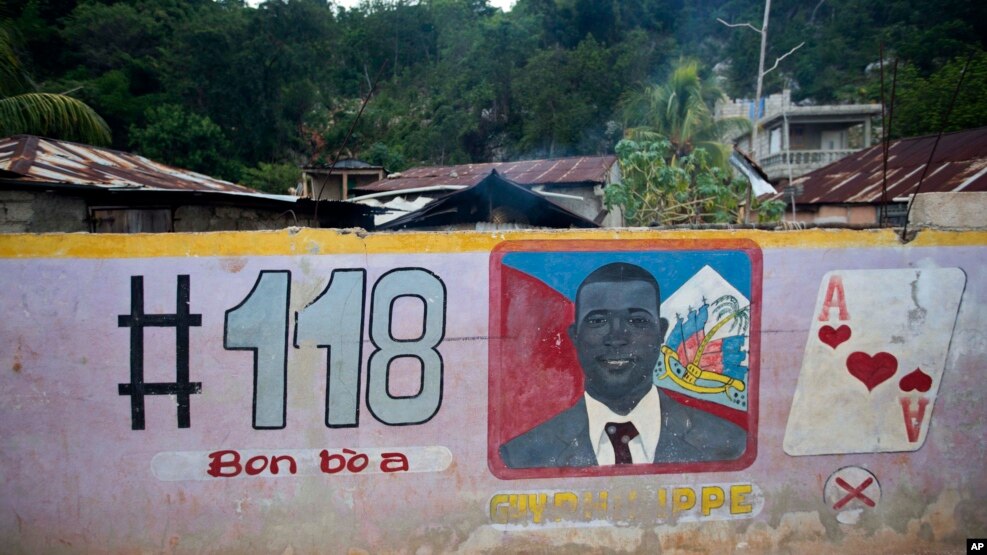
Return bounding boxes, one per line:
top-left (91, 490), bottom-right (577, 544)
top-left (783, 268), bottom-right (966, 456)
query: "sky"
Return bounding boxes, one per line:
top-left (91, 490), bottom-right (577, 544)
top-left (338, 0), bottom-right (516, 9)
top-left (249, 0), bottom-right (517, 11)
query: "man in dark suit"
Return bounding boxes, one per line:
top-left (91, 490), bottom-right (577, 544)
top-left (499, 262), bottom-right (746, 468)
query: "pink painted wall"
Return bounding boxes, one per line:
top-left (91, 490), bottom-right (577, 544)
top-left (0, 230), bottom-right (983, 553)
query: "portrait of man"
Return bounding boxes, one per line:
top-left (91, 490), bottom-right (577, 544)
top-left (498, 261), bottom-right (747, 469)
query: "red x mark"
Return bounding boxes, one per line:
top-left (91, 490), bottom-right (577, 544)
top-left (833, 476), bottom-right (876, 510)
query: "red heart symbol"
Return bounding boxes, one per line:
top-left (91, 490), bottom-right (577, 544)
top-left (846, 351), bottom-right (897, 392)
top-left (899, 368), bottom-right (933, 393)
top-left (819, 325), bottom-right (851, 349)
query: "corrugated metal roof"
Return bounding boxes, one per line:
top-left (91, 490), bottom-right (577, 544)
top-left (304, 159), bottom-right (383, 170)
top-left (377, 170), bottom-right (599, 230)
top-left (0, 135), bottom-right (259, 193)
top-left (352, 155), bottom-right (617, 193)
top-left (791, 126), bottom-right (987, 204)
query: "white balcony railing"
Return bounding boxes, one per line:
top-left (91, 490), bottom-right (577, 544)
top-left (759, 149), bottom-right (858, 179)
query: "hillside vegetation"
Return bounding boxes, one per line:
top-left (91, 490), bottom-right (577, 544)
top-left (3, 0), bottom-right (984, 191)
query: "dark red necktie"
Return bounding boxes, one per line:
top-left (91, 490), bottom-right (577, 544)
top-left (605, 421), bottom-right (640, 464)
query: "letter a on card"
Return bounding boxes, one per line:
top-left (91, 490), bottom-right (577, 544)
top-left (784, 268), bottom-right (965, 455)
top-left (817, 275), bottom-right (849, 322)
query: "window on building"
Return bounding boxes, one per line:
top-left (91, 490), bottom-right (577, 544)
top-left (880, 202), bottom-right (909, 227)
top-left (790, 126), bottom-right (805, 149)
top-left (769, 128), bottom-right (782, 154)
top-left (90, 207), bottom-right (173, 233)
top-left (821, 130), bottom-right (846, 150)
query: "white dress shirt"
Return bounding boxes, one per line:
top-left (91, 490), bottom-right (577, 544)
top-left (584, 386), bottom-right (662, 465)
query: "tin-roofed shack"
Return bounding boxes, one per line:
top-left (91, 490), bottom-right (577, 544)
top-left (0, 136), bottom-right (376, 232)
top-left (352, 155), bottom-right (622, 227)
top-left (784, 126), bottom-right (987, 226)
top-left (300, 159), bottom-right (386, 201)
top-left (371, 170), bottom-right (599, 231)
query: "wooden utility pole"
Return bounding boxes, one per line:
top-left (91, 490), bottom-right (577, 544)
top-left (752, 0), bottom-right (771, 162)
top-left (718, 0), bottom-right (804, 222)
top-left (719, 0), bottom-right (802, 162)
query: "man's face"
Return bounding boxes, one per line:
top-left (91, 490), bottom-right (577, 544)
top-left (569, 279), bottom-right (666, 407)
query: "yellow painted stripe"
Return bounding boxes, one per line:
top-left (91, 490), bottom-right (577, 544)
top-left (0, 228), bottom-right (985, 259)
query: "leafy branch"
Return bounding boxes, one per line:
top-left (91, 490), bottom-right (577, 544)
top-left (605, 137), bottom-right (784, 226)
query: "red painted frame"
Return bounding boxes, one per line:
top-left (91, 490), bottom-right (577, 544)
top-left (487, 239), bottom-right (762, 480)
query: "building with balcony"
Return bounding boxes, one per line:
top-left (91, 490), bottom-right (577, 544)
top-left (716, 90), bottom-right (882, 184)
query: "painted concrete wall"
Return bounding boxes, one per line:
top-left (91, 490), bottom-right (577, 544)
top-left (910, 193), bottom-right (987, 230)
top-left (0, 189), bottom-right (320, 233)
top-left (0, 190), bottom-right (89, 232)
top-left (0, 228), bottom-right (984, 553)
top-left (172, 205), bottom-right (318, 232)
top-left (792, 204), bottom-right (879, 226)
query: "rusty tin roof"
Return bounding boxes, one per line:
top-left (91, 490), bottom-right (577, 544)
top-left (791, 126), bottom-right (987, 204)
top-left (377, 170), bottom-right (599, 230)
top-left (0, 135), bottom-right (258, 193)
top-left (352, 155), bottom-right (617, 193)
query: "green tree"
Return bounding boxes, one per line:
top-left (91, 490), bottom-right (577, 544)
top-left (717, 0), bottom-right (986, 103)
top-left (363, 142), bottom-right (407, 172)
top-left (129, 104), bottom-right (242, 182)
top-left (514, 37), bottom-right (618, 157)
top-left (0, 24), bottom-right (110, 144)
top-left (620, 59), bottom-right (748, 166)
top-left (883, 50), bottom-right (987, 139)
top-left (59, 1), bottom-right (174, 74)
top-left (44, 0), bottom-right (198, 150)
top-left (6, 0), bottom-right (984, 177)
top-left (605, 136), bottom-right (784, 226)
top-left (166, 1), bottom-right (319, 165)
top-left (241, 162), bottom-right (301, 195)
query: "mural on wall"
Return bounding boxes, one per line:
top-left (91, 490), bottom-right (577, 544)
top-left (824, 465), bottom-right (882, 525)
top-left (488, 240), bottom-right (761, 478)
top-left (488, 482), bottom-right (765, 527)
top-left (58, 256), bottom-right (471, 483)
top-left (115, 266), bottom-right (449, 434)
top-left (2, 229), bottom-right (987, 552)
top-left (784, 268), bottom-right (966, 455)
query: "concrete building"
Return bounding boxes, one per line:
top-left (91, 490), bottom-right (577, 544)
top-left (717, 90), bottom-right (881, 183)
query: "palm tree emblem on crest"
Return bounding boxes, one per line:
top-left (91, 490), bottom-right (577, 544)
top-left (657, 295), bottom-right (749, 396)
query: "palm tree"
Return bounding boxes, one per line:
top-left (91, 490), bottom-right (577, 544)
top-left (620, 59), bottom-right (747, 167)
top-left (0, 25), bottom-right (111, 145)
